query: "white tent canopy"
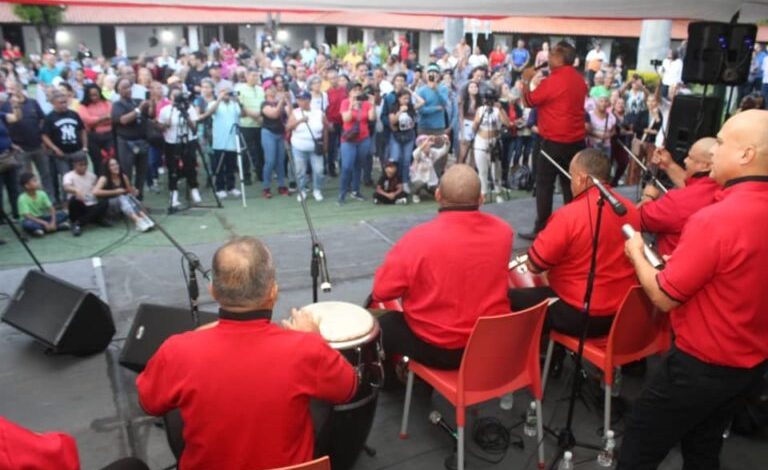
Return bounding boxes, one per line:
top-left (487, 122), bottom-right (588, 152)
top-left (47, 0), bottom-right (768, 22)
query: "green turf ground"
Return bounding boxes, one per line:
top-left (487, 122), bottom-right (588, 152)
top-left (0, 172), bottom-right (528, 268)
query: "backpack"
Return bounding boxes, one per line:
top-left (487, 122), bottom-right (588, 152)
top-left (510, 165), bottom-right (533, 191)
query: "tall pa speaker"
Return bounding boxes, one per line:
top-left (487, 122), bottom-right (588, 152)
top-left (665, 95), bottom-right (723, 165)
top-left (1, 270), bottom-right (115, 355)
top-left (683, 22), bottom-right (757, 85)
top-left (119, 304), bottom-right (218, 373)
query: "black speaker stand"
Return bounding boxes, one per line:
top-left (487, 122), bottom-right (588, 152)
top-left (0, 210), bottom-right (44, 272)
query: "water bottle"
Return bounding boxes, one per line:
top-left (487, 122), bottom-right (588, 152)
top-left (597, 430), bottom-right (616, 467)
top-left (523, 401), bottom-right (537, 437)
top-left (500, 392), bottom-right (515, 410)
top-left (558, 451), bottom-right (574, 470)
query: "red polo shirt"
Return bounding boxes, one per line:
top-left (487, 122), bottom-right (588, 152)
top-left (0, 416), bottom-right (79, 470)
top-left (528, 185), bottom-right (640, 315)
top-left (657, 177), bottom-right (768, 368)
top-left (326, 86), bottom-right (347, 125)
top-left (525, 65), bottom-right (587, 143)
top-left (340, 99), bottom-right (372, 143)
top-left (640, 174), bottom-right (719, 256)
top-left (372, 208), bottom-right (514, 349)
top-left (137, 313), bottom-right (357, 470)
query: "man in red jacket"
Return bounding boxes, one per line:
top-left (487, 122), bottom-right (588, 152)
top-left (372, 164), bottom-right (514, 374)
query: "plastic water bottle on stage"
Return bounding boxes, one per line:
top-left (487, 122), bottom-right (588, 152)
top-left (597, 429), bottom-right (616, 467)
top-left (499, 392), bottom-right (514, 410)
top-left (558, 451), bottom-right (574, 470)
top-left (523, 401), bottom-right (537, 437)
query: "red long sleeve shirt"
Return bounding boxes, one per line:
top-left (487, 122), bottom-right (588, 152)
top-left (639, 174), bottom-right (719, 256)
top-left (525, 65), bottom-right (587, 143)
top-left (0, 416), bottom-right (80, 470)
top-left (372, 208), bottom-right (514, 349)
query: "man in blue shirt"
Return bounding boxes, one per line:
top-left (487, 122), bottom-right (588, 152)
top-left (509, 39), bottom-right (530, 83)
top-left (200, 84), bottom-right (245, 198)
top-left (416, 64), bottom-right (449, 135)
top-left (37, 53), bottom-right (62, 86)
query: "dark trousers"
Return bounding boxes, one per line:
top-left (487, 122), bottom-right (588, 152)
top-left (327, 123), bottom-right (341, 174)
top-left (374, 191), bottom-right (407, 204)
top-left (378, 311), bottom-right (464, 370)
top-left (165, 142), bottom-right (198, 191)
top-left (212, 150), bottom-right (236, 191)
top-left (100, 457), bottom-right (149, 470)
top-left (0, 166), bottom-right (20, 219)
top-left (116, 137), bottom-right (149, 199)
top-left (87, 131), bottom-right (115, 173)
top-left (241, 126), bottom-right (263, 182)
top-left (618, 348), bottom-right (767, 470)
top-left (68, 198), bottom-right (108, 225)
top-left (611, 136), bottom-right (630, 186)
top-left (508, 287), bottom-right (614, 337)
top-left (534, 139), bottom-right (585, 233)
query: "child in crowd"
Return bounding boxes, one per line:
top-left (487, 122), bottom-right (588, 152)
top-left (17, 172), bottom-right (69, 237)
top-left (374, 162), bottom-right (408, 205)
top-left (410, 134), bottom-right (449, 203)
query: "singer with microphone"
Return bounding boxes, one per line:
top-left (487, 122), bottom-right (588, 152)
top-left (509, 149), bottom-right (639, 365)
top-left (619, 110), bottom-right (768, 470)
top-left (137, 237), bottom-right (357, 470)
top-left (518, 40), bottom-right (588, 240)
top-left (372, 165), bottom-right (513, 380)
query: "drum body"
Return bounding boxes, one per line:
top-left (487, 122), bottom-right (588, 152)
top-left (508, 254), bottom-right (548, 289)
top-left (305, 302), bottom-right (383, 470)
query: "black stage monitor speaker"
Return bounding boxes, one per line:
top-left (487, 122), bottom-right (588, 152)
top-left (665, 95), bottom-right (723, 165)
top-left (119, 304), bottom-right (218, 373)
top-left (683, 22), bottom-right (756, 85)
top-left (1, 270), bottom-right (115, 355)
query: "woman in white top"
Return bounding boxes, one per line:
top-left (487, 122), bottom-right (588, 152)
top-left (472, 99), bottom-right (511, 198)
top-left (307, 75), bottom-right (329, 113)
top-left (660, 50), bottom-right (683, 100)
top-left (467, 46), bottom-right (489, 70)
top-left (158, 86), bottom-right (201, 208)
top-left (286, 91), bottom-right (326, 201)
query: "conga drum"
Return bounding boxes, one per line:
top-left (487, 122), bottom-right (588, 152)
top-left (304, 301), bottom-right (383, 470)
top-left (508, 253), bottom-right (548, 289)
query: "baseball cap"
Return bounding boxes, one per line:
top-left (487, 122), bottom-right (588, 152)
top-left (296, 90), bottom-right (311, 100)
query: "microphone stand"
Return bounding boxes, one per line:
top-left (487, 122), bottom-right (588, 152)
top-left (617, 140), bottom-right (668, 195)
top-left (129, 195), bottom-right (208, 326)
top-left (0, 210), bottom-right (44, 272)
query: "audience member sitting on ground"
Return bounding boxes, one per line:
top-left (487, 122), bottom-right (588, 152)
top-left (17, 172), bottom-right (69, 237)
top-left (62, 154), bottom-right (109, 236)
top-left (92, 157), bottom-right (154, 232)
top-left (374, 161), bottom-right (408, 205)
top-left (410, 134), bottom-right (449, 203)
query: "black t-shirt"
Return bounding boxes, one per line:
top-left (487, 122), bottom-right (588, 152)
top-left (43, 110), bottom-right (85, 153)
top-left (186, 66), bottom-right (210, 96)
top-left (261, 101), bottom-right (285, 134)
top-left (112, 98), bottom-right (147, 140)
top-left (378, 173), bottom-right (402, 193)
top-left (0, 99), bottom-right (44, 150)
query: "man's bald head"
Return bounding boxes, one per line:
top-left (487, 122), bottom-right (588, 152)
top-left (436, 164), bottom-right (482, 207)
top-left (211, 237), bottom-right (276, 309)
top-left (684, 137), bottom-right (717, 177)
top-left (710, 109), bottom-right (768, 185)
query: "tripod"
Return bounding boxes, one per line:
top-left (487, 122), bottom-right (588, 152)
top-left (0, 210), bottom-right (44, 272)
top-left (213, 122), bottom-right (250, 207)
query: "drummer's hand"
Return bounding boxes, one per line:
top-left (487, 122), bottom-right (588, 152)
top-left (282, 308), bottom-right (320, 333)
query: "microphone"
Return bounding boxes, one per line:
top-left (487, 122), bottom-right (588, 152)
top-left (429, 411), bottom-right (457, 440)
top-left (590, 176), bottom-right (627, 216)
top-left (621, 224), bottom-right (665, 269)
top-left (534, 61), bottom-right (549, 70)
top-left (317, 245), bottom-right (332, 292)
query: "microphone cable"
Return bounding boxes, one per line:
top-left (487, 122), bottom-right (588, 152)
top-left (469, 416), bottom-right (525, 464)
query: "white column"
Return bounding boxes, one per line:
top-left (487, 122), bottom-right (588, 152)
top-left (363, 28), bottom-right (375, 46)
top-left (337, 27), bottom-right (348, 46)
top-left (637, 19), bottom-right (672, 73)
top-left (315, 25), bottom-right (325, 48)
top-left (115, 26), bottom-right (127, 56)
top-left (188, 26), bottom-right (200, 52)
top-left (430, 33), bottom-right (441, 52)
top-left (443, 17), bottom-right (463, 52)
top-left (418, 31), bottom-right (431, 64)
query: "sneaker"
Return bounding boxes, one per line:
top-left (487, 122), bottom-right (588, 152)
top-left (395, 197), bottom-right (408, 205)
top-left (136, 219), bottom-right (149, 232)
top-left (149, 183), bottom-right (161, 194)
top-left (313, 190), bottom-right (324, 202)
top-left (351, 192), bottom-right (366, 201)
top-left (412, 194), bottom-right (421, 204)
top-left (263, 189), bottom-right (273, 199)
top-left (373, 198), bottom-right (379, 205)
top-left (71, 224), bottom-right (82, 237)
top-left (216, 190), bottom-right (228, 199)
top-left (278, 187), bottom-right (290, 196)
top-left (158, 167), bottom-right (166, 176)
top-left (142, 217), bottom-right (155, 229)
top-left (32, 229), bottom-right (44, 237)
top-left (296, 191), bottom-right (306, 202)
top-left (403, 182), bottom-right (411, 194)
top-left (191, 188), bottom-right (202, 204)
top-left (229, 188), bottom-right (241, 197)
top-left (59, 221), bottom-right (71, 231)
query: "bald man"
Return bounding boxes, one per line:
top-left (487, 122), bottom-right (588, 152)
top-left (621, 110), bottom-right (768, 470)
top-left (372, 164), bottom-right (514, 372)
top-left (137, 237), bottom-right (357, 470)
top-left (637, 137), bottom-right (719, 256)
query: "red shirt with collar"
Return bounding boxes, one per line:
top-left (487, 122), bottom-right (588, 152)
top-left (640, 174), bottom-right (719, 256)
top-left (528, 185), bottom-right (640, 315)
top-left (657, 177), bottom-right (768, 368)
top-left (525, 65), bottom-right (587, 143)
top-left (326, 86), bottom-right (348, 125)
top-left (372, 208), bottom-right (514, 349)
top-left (136, 313), bottom-right (357, 470)
top-left (0, 416), bottom-right (80, 470)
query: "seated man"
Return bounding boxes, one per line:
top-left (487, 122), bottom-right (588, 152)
top-left (372, 164), bottom-right (514, 373)
top-left (638, 137), bottom-right (719, 256)
top-left (509, 148), bottom-right (640, 338)
top-left (62, 154), bottom-right (109, 236)
top-left (137, 237), bottom-right (357, 470)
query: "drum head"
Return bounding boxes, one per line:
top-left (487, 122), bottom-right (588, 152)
top-left (302, 301), bottom-right (377, 349)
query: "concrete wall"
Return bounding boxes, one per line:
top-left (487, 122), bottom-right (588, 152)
top-left (54, 26), bottom-right (103, 56)
top-left (122, 25), bottom-right (184, 57)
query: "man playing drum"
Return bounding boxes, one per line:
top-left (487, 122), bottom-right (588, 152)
top-left (137, 237), bottom-right (357, 470)
top-left (372, 164), bottom-right (514, 378)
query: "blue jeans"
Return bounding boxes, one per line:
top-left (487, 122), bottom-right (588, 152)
top-left (388, 135), bottom-right (415, 184)
top-left (147, 145), bottom-right (162, 187)
top-left (261, 128), bottom-right (286, 190)
top-left (292, 148), bottom-right (324, 193)
top-left (339, 138), bottom-right (370, 201)
top-left (513, 135), bottom-right (532, 166)
top-left (212, 150), bottom-right (236, 191)
top-left (21, 211), bottom-right (68, 233)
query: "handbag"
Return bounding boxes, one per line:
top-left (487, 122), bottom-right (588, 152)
top-left (301, 111), bottom-right (324, 155)
top-left (0, 148), bottom-right (20, 173)
top-left (341, 107), bottom-right (362, 141)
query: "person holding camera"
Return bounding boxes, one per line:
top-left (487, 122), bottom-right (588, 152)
top-left (260, 83), bottom-right (291, 198)
top-left (388, 89), bottom-right (418, 192)
top-left (416, 64), bottom-right (450, 136)
top-left (472, 94), bottom-right (511, 199)
top-left (112, 77), bottom-right (152, 199)
top-left (158, 85), bottom-right (201, 208)
top-left (287, 91), bottom-right (326, 201)
top-left (199, 84), bottom-right (245, 199)
top-left (338, 82), bottom-right (376, 205)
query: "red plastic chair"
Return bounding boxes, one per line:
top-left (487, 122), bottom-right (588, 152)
top-left (270, 456), bottom-right (331, 470)
top-left (400, 301), bottom-right (549, 470)
top-left (542, 286), bottom-right (671, 438)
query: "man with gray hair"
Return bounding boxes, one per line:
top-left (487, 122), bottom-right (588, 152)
top-left (137, 236), bottom-right (357, 469)
top-left (42, 90), bottom-right (88, 202)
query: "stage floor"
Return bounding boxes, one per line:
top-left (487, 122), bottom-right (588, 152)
top-left (0, 191), bottom-right (765, 470)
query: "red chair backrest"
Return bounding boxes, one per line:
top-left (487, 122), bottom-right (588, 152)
top-left (606, 286), bottom-right (671, 364)
top-left (458, 301), bottom-right (548, 401)
top-left (270, 456), bottom-right (331, 470)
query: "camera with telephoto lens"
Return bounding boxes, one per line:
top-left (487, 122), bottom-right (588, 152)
top-left (650, 59), bottom-right (663, 67)
top-left (173, 91), bottom-right (191, 108)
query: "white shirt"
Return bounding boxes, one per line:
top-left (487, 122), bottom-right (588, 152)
top-left (661, 58), bottom-right (683, 86)
top-left (290, 108), bottom-right (324, 153)
top-left (761, 55), bottom-right (768, 84)
top-left (159, 104), bottom-right (200, 144)
top-left (586, 49), bottom-right (608, 65)
top-left (468, 54), bottom-right (489, 70)
top-left (63, 170), bottom-right (98, 206)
